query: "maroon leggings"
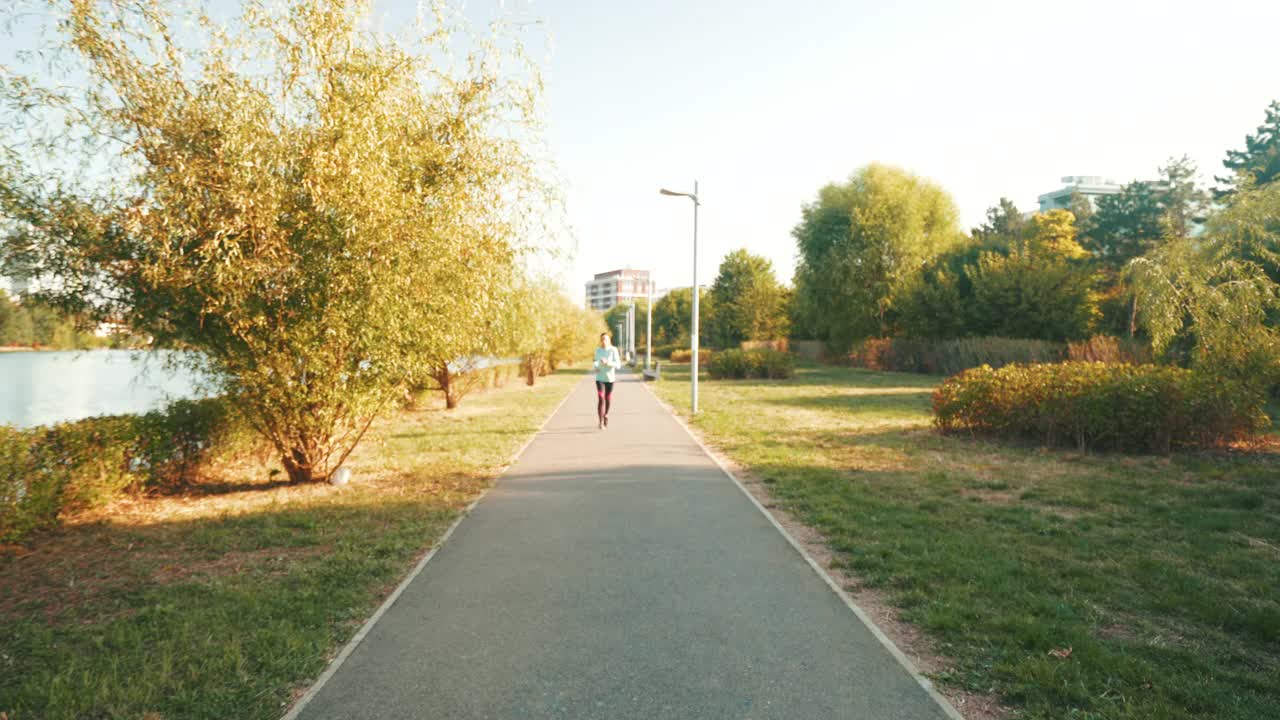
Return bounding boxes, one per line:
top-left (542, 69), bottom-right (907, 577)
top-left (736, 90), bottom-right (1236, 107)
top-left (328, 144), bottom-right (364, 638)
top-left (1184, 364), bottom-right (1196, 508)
top-left (595, 380), bottom-right (614, 418)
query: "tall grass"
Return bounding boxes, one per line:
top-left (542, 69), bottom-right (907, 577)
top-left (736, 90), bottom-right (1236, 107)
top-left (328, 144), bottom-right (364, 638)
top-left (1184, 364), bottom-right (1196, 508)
top-left (850, 335), bottom-right (1153, 376)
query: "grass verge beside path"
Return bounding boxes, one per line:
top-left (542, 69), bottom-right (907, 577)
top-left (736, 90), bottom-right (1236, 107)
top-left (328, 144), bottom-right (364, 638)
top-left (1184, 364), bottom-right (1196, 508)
top-left (0, 369), bottom-right (581, 720)
top-left (651, 362), bottom-right (1280, 720)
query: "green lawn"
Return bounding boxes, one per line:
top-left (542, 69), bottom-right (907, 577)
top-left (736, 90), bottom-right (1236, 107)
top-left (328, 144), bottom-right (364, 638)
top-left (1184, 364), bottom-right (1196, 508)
top-left (652, 362), bottom-right (1280, 720)
top-left (0, 370), bottom-right (580, 720)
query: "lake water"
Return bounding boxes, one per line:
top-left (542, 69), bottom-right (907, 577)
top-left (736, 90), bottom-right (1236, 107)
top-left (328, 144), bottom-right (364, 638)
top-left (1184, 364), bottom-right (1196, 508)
top-left (0, 350), bottom-right (211, 428)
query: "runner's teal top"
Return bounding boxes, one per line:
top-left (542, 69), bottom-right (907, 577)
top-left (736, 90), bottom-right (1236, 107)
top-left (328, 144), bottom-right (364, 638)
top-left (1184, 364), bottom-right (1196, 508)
top-left (593, 346), bottom-right (621, 383)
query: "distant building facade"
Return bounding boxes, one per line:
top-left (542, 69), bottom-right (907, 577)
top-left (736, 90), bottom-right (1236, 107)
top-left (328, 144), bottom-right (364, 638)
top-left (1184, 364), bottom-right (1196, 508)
top-left (585, 269), bottom-right (656, 311)
top-left (1037, 176), bottom-right (1123, 213)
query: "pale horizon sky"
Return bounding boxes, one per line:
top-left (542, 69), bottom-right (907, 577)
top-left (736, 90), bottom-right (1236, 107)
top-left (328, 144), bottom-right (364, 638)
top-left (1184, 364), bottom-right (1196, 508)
top-left (4, 0), bottom-right (1278, 301)
top-left (528, 0), bottom-right (1280, 297)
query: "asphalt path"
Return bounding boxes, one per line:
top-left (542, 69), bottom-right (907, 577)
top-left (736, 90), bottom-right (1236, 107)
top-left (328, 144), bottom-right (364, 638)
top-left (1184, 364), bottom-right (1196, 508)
top-left (292, 371), bottom-right (956, 720)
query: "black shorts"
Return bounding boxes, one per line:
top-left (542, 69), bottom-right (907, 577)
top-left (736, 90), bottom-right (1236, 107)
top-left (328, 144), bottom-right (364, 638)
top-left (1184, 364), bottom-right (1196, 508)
top-left (595, 381), bottom-right (614, 395)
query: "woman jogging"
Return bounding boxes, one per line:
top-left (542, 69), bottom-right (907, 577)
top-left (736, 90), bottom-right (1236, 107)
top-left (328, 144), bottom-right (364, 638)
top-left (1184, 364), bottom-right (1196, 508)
top-left (593, 332), bottom-right (622, 429)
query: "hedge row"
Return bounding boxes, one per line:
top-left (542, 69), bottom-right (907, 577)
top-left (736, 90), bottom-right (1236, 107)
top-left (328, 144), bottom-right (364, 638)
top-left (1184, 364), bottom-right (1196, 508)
top-left (651, 343), bottom-right (681, 360)
top-left (932, 362), bottom-right (1268, 453)
top-left (850, 335), bottom-right (1151, 376)
top-left (670, 348), bottom-right (713, 365)
top-left (1, 398), bottom-right (248, 542)
top-left (707, 349), bottom-right (795, 379)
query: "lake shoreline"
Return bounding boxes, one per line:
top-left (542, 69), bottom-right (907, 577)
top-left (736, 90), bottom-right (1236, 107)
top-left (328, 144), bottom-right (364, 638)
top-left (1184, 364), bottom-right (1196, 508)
top-left (1, 349), bottom-right (209, 427)
top-left (0, 345), bottom-right (125, 353)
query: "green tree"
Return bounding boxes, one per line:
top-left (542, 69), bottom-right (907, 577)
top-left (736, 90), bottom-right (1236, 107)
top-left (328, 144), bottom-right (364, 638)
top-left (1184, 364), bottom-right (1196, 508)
top-left (1084, 158), bottom-right (1208, 334)
top-left (1158, 156), bottom-right (1210, 239)
top-left (1068, 191), bottom-right (1095, 236)
top-left (1216, 100), bottom-right (1280, 196)
top-left (793, 164), bottom-right (965, 351)
top-left (1132, 181), bottom-right (1280, 385)
top-left (0, 0), bottom-right (549, 482)
top-left (898, 210), bottom-right (1098, 341)
top-left (894, 247), bottom-right (980, 339)
top-left (650, 287), bottom-right (712, 347)
top-left (651, 290), bottom-right (689, 345)
top-left (0, 291), bottom-right (33, 345)
top-left (412, 265), bottom-right (520, 410)
top-left (603, 301), bottom-right (642, 350)
top-left (505, 280), bottom-right (556, 386)
top-left (1088, 158), bottom-right (1208, 266)
top-left (1086, 181), bottom-right (1164, 266)
top-left (971, 197), bottom-right (1026, 242)
top-left (547, 293), bottom-right (604, 370)
top-left (499, 280), bottom-right (599, 387)
top-left (970, 211), bottom-right (1098, 340)
top-left (707, 249), bottom-right (788, 347)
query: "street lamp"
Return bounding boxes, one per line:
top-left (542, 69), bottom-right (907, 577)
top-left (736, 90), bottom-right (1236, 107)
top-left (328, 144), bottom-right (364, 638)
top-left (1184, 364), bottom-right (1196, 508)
top-left (659, 181), bottom-right (699, 415)
top-left (645, 281), bottom-right (652, 371)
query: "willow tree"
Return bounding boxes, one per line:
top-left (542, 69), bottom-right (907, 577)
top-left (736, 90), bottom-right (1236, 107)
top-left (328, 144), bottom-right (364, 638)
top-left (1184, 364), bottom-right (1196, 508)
top-left (1131, 180), bottom-right (1280, 387)
top-left (0, 0), bottom-right (552, 482)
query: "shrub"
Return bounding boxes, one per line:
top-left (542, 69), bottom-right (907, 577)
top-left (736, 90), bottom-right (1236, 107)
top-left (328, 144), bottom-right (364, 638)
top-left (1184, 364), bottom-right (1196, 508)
top-left (740, 339), bottom-right (789, 352)
top-left (654, 343), bottom-right (680, 360)
top-left (1066, 335), bottom-right (1152, 364)
top-left (932, 362), bottom-right (1269, 453)
top-left (708, 349), bottom-right (795, 380)
top-left (790, 340), bottom-right (825, 362)
top-left (131, 398), bottom-right (245, 488)
top-left (1, 398), bottom-right (245, 543)
top-left (708, 349), bottom-right (746, 378)
top-left (849, 338), bottom-right (896, 371)
top-left (670, 348), bottom-right (712, 365)
top-left (851, 337), bottom-right (1066, 376)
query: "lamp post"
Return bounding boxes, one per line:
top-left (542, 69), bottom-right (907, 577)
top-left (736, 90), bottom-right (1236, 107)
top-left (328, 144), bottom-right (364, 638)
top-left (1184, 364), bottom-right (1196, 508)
top-left (645, 281), bottom-right (652, 371)
top-left (659, 181), bottom-right (699, 415)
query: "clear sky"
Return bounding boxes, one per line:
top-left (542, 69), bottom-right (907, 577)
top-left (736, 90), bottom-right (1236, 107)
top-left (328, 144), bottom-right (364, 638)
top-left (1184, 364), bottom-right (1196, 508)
top-left (4, 0), bottom-right (1278, 299)
top-left (525, 0), bottom-right (1280, 296)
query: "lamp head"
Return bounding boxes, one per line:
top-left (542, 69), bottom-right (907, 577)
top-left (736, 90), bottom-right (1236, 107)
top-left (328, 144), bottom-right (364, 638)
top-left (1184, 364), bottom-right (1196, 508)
top-left (660, 187), bottom-right (698, 204)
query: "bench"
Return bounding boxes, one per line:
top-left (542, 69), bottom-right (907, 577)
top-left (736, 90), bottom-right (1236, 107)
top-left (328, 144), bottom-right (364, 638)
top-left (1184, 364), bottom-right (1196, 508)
top-left (642, 361), bottom-right (661, 382)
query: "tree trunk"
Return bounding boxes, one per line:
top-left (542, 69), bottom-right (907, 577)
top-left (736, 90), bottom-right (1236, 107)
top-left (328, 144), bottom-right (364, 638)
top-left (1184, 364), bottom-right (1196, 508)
top-left (521, 354), bottom-right (539, 386)
top-left (282, 448), bottom-right (316, 483)
top-left (1128, 294), bottom-right (1139, 338)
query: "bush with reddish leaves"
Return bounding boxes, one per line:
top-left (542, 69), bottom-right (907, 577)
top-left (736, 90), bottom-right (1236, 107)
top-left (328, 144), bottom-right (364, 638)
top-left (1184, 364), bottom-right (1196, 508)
top-left (932, 362), bottom-right (1268, 453)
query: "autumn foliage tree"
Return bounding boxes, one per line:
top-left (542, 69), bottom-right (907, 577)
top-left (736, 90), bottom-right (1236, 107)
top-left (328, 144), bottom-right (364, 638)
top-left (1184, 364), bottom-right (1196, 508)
top-left (0, 0), bottom-right (551, 482)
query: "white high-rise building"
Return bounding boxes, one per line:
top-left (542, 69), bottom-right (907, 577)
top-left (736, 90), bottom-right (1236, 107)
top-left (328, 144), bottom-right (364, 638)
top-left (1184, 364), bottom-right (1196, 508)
top-left (1037, 176), bottom-right (1123, 213)
top-left (584, 268), bottom-right (656, 311)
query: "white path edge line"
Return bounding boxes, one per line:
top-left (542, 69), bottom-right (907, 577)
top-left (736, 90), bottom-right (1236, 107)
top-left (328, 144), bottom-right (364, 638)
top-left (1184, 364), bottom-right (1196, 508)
top-left (280, 380), bottom-right (581, 720)
top-left (640, 378), bottom-right (967, 720)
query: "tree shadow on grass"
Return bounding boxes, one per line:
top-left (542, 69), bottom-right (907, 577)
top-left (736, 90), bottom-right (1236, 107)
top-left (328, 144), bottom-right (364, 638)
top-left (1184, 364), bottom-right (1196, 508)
top-left (657, 363), bottom-right (941, 390)
top-left (759, 389), bottom-right (934, 417)
top-left (550, 366), bottom-right (591, 377)
top-left (149, 476), bottom-right (296, 497)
